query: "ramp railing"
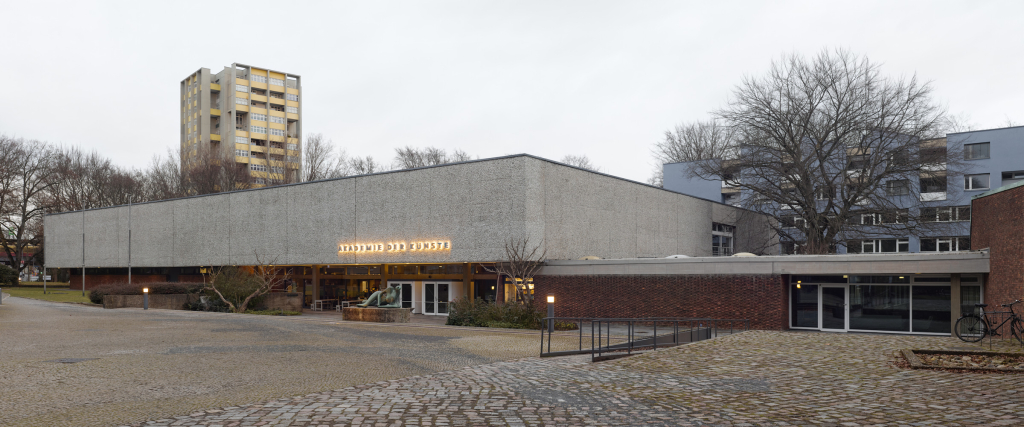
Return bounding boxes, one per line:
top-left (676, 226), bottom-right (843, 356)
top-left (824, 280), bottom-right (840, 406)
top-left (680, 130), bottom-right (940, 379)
top-left (539, 317), bottom-right (750, 361)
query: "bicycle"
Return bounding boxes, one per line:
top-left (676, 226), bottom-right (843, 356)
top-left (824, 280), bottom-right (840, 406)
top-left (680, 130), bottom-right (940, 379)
top-left (954, 299), bottom-right (1024, 344)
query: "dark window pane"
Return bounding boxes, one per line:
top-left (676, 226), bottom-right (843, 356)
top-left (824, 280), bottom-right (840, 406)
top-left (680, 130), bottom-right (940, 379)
top-left (822, 287), bottom-right (846, 329)
top-left (791, 284), bottom-right (819, 327)
top-left (921, 238), bottom-right (937, 252)
top-left (849, 285), bottom-right (910, 331)
top-left (961, 286), bottom-right (982, 316)
top-left (964, 142), bottom-right (990, 160)
top-left (956, 206), bottom-right (971, 221)
top-left (880, 239), bottom-right (897, 252)
top-left (958, 237), bottom-right (971, 251)
top-left (912, 286), bottom-right (951, 333)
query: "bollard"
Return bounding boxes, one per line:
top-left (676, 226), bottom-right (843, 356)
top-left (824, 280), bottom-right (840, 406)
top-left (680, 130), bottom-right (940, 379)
top-left (143, 287), bottom-right (149, 310)
top-left (0, 287), bottom-right (3, 305)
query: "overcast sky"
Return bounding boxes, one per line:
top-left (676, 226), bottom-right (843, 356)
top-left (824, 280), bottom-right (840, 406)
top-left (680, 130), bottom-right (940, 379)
top-left (2, 1), bottom-right (1022, 182)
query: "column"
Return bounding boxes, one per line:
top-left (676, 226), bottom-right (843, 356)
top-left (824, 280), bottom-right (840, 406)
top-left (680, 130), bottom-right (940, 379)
top-left (312, 265), bottom-right (321, 302)
top-left (950, 273), bottom-right (961, 335)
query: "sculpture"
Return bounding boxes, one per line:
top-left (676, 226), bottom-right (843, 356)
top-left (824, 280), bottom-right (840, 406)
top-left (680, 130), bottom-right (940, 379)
top-left (356, 284), bottom-right (401, 308)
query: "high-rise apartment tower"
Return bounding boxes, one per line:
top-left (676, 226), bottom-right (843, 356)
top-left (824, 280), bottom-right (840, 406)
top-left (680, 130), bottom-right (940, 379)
top-left (181, 63), bottom-right (302, 185)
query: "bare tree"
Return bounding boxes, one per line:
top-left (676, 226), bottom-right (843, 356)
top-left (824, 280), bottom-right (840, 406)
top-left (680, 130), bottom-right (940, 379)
top-left (203, 251), bottom-right (290, 313)
top-left (559, 154), bottom-right (602, 172)
top-left (348, 155), bottom-right (382, 175)
top-left (392, 146), bottom-right (472, 170)
top-left (0, 136), bottom-right (53, 281)
top-left (179, 144), bottom-right (254, 195)
top-left (46, 145), bottom-right (148, 212)
top-left (657, 49), bottom-right (966, 254)
top-left (302, 133), bottom-right (351, 181)
top-left (481, 237), bottom-right (547, 304)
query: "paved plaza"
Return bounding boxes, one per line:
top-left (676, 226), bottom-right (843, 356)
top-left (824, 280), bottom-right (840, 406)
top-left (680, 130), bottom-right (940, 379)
top-left (0, 297), bottom-right (571, 427)
top-left (4, 298), bottom-right (1024, 426)
top-left (130, 332), bottom-right (1024, 426)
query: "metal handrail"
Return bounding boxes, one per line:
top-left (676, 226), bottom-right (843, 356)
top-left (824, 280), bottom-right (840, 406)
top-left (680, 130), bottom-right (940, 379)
top-left (539, 317), bottom-right (750, 361)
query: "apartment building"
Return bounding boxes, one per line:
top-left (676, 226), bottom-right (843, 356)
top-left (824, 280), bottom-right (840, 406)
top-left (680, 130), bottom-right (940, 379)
top-left (181, 63), bottom-right (302, 185)
top-left (663, 125), bottom-right (1024, 254)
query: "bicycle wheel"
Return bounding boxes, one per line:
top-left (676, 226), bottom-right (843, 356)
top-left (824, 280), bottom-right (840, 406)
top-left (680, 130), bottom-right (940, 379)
top-left (1011, 317), bottom-right (1024, 346)
top-left (955, 315), bottom-right (987, 342)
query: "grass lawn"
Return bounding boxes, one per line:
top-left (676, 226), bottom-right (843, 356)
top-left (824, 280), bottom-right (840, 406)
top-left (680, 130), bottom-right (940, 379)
top-left (3, 286), bottom-right (95, 304)
top-left (14, 281), bottom-right (71, 287)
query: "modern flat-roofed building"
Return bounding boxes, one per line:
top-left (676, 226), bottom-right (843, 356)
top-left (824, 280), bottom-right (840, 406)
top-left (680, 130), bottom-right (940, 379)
top-left (181, 63), bottom-right (301, 185)
top-left (662, 125), bottom-right (1024, 254)
top-left (44, 155), bottom-right (773, 313)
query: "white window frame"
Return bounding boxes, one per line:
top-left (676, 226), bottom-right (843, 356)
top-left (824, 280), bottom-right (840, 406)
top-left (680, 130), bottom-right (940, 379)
top-left (269, 77), bottom-right (285, 86)
top-left (964, 142), bottom-right (990, 160)
top-left (287, 93), bottom-right (299, 101)
top-left (250, 126), bottom-right (267, 134)
top-left (856, 238), bottom-right (909, 254)
top-left (237, 86), bottom-right (249, 93)
top-left (251, 113), bottom-right (267, 122)
top-left (286, 106), bottom-right (298, 113)
top-left (965, 174), bottom-right (990, 191)
top-left (235, 97), bottom-right (249, 105)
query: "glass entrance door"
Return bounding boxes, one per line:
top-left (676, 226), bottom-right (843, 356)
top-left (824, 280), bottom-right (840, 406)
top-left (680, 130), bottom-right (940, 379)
top-left (821, 286), bottom-right (847, 331)
top-left (423, 282), bottom-right (450, 315)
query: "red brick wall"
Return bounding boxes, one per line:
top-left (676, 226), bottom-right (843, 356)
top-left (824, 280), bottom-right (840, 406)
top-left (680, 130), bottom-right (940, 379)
top-left (972, 186), bottom-right (1024, 306)
top-left (69, 274), bottom-right (167, 290)
top-left (532, 274), bottom-right (788, 330)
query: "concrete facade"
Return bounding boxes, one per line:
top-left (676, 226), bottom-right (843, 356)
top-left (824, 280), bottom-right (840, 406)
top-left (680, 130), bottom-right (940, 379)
top-left (182, 63), bottom-right (303, 184)
top-left (45, 155), bottom-right (770, 269)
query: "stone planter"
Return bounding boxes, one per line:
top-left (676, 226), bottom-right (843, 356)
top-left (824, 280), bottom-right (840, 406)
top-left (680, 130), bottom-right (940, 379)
top-left (265, 293), bottom-right (303, 312)
top-left (102, 294), bottom-right (194, 310)
top-left (342, 307), bottom-right (413, 323)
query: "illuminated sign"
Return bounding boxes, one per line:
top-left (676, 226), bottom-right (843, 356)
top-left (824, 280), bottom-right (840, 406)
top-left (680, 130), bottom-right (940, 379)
top-left (338, 240), bottom-right (451, 253)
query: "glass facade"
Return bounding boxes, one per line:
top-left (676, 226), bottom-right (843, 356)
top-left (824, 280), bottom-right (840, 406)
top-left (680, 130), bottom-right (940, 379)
top-left (790, 275), bottom-right (975, 334)
top-left (912, 286), bottom-right (951, 333)
top-left (791, 284), bottom-right (819, 327)
top-left (850, 285), bottom-right (910, 331)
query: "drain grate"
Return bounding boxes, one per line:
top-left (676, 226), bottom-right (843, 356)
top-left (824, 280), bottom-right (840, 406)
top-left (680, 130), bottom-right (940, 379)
top-left (45, 358), bottom-right (98, 364)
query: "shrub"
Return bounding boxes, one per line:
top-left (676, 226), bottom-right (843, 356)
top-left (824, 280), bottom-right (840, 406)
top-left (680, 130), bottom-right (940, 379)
top-left (446, 297), bottom-right (544, 329)
top-left (0, 264), bottom-right (17, 286)
top-left (205, 267), bottom-right (268, 311)
top-left (88, 282), bottom-right (203, 304)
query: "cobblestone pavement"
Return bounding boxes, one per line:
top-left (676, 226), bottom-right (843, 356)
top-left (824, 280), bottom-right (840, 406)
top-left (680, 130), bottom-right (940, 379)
top-left (132, 331), bottom-right (1024, 427)
top-left (0, 297), bottom-right (579, 427)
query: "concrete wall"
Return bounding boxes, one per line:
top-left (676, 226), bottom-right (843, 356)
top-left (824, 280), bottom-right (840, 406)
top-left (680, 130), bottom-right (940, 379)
top-left (663, 162), bottom-right (723, 201)
top-left (103, 294), bottom-right (193, 310)
top-left (264, 293), bottom-right (303, 312)
top-left (45, 155), bottom-right (766, 268)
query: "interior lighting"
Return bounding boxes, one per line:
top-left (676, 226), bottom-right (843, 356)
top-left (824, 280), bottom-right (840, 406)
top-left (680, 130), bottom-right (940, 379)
top-left (796, 280), bottom-right (802, 289)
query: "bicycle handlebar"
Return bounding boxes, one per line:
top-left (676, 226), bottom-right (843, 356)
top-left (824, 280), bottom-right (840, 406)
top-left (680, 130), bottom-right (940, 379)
top-left (1000, 300), bottom-right (1022, 307)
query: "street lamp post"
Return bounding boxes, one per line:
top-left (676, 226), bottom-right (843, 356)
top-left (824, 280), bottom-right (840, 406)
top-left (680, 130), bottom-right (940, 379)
top-left (546, 294), bottom-right (555, 333)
